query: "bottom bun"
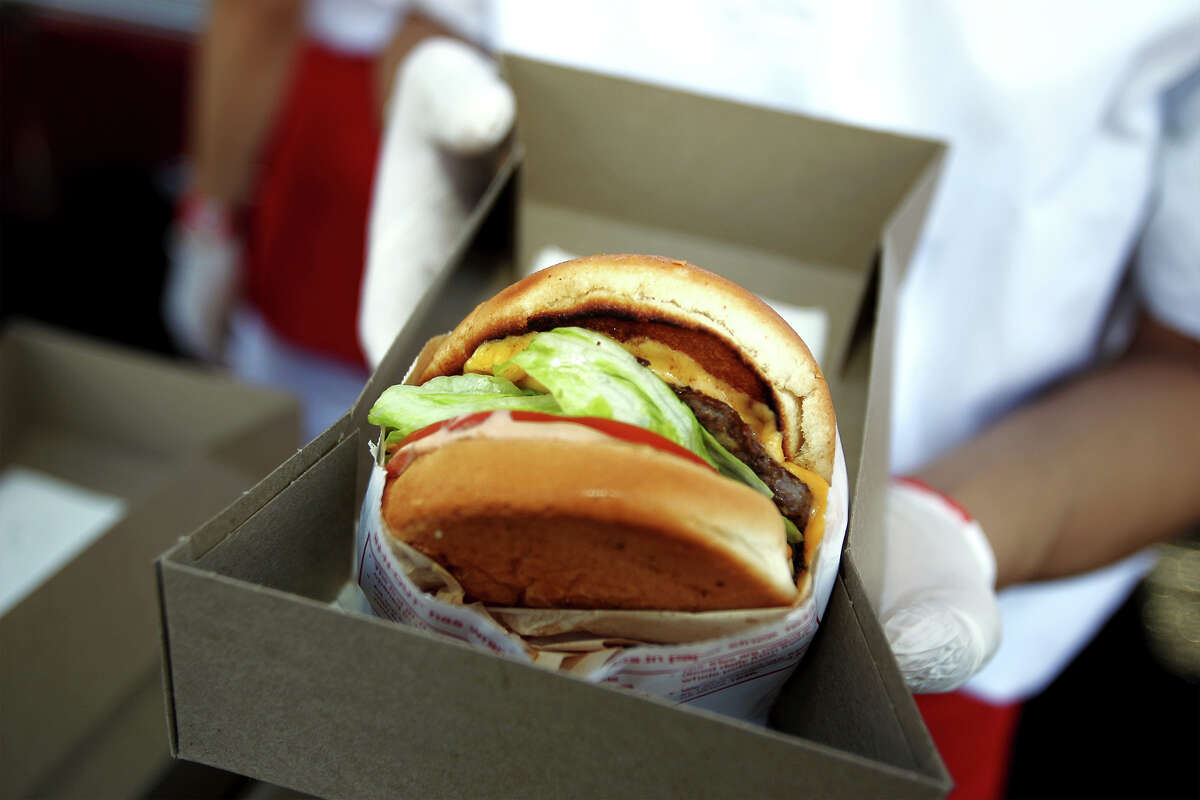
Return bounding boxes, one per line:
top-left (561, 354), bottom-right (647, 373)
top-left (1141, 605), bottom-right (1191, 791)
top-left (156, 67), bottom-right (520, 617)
top-left (381, 437), bottom-right (799, 611)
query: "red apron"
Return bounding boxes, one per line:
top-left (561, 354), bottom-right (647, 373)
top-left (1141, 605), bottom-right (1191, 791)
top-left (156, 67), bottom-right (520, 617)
top-left (244, 41), bottom-right (380, 369)
top-left (917, 691), bottom-right (1022, 800)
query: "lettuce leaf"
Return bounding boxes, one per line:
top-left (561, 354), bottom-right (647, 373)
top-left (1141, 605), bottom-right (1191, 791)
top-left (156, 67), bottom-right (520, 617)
top-left (367, 328), bottom-right (776, 506)
top-left (783, 516), bottom-right (804, 546)
top-left (500, 327), bottom-right (707, 454)
top-left (368, 374), bottom-right (560, 443)
top-left (696, 425), bottom-right (774, 500)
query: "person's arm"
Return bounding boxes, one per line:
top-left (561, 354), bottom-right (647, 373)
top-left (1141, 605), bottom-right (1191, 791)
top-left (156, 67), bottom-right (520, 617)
top-left (916, 313), bottom-right (1200, 589)
top-left (188, 0), bottom-right (305, 205)
top-left (162, 0), bottom-right (304, 360)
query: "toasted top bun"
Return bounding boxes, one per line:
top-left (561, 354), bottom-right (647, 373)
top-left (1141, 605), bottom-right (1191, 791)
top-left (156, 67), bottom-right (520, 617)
top-left (382, 436), bottom-right (799, 611)
top-left (417, 254), bottom-right (836, 483)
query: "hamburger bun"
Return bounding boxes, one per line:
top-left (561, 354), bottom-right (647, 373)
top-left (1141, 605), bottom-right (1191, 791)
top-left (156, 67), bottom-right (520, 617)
top-left (373, 254), bottom-right (836, 614)
top-left (381, 435), bottom-right (798, 611)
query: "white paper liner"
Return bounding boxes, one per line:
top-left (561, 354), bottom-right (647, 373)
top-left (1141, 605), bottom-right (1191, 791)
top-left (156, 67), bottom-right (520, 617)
top-left (356, 433), bottom-right (847, 721)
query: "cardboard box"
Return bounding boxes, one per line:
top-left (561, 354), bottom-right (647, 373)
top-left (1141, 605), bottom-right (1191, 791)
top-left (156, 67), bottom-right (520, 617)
top-left (0, 322), bottom-right (301, 799)
top-left (157, 56), bottom-right (951, 798)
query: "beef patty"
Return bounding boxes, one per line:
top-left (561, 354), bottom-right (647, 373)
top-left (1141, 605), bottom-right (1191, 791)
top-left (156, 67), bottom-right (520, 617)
top-left (674, 387), bottom-right (814, 564)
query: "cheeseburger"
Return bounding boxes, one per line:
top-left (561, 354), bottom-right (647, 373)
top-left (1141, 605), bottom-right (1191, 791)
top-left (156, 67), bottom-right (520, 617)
top-left (367, 254), bottom-right (835, 616)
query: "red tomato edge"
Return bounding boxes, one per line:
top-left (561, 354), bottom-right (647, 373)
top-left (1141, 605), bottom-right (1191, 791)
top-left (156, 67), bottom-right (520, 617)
top-left (385, 410), bottom-right (716, 476)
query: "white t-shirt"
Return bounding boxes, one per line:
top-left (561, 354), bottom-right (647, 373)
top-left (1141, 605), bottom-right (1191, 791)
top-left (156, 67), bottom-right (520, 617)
top-left (305, 0), bottom-right (493, 53)
top-left (494, 0), bottom-right (1200, 701)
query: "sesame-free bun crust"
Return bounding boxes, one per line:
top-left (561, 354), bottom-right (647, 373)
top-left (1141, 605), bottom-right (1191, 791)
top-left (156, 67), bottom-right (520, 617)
top-left (381, 437), bottom-right (800, 611)
top-left (418, 254), bottom-right (836, 482)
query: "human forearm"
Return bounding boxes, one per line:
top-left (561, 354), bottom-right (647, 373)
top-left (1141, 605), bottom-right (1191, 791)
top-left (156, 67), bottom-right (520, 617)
top-left (916, 315), bottom-right (1200, 589)
top-left (189, 0), bottom-right (304, 204)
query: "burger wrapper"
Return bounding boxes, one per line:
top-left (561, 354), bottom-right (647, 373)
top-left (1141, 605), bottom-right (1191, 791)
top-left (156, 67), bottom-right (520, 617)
top-left (355, 435), bottom-right (847, 722)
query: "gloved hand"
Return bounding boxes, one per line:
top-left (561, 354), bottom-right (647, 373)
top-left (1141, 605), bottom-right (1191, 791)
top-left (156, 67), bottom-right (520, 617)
top-left (162, 194), bottom-right (241, 362)
top-left (359, 37), bottom-right (515, 368)
top-left (878, 477), bottom-right (1002, 693)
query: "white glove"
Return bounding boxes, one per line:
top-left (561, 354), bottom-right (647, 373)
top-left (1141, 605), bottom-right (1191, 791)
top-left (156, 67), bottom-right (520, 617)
top-left (878, 478), bottom-right (1002, 693)
top-left (162, 195), bottom-right (240, 362)
top-left (359, 37), bottom-right (516, 368)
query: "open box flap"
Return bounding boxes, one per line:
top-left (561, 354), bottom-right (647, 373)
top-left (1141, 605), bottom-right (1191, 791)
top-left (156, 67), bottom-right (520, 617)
top-left (843, 153), bottom-right (946, 603)
top-left (501, 55), bottom-right (943, 276)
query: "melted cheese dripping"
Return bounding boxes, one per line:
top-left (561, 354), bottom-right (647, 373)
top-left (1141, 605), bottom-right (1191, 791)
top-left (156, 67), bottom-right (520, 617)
top-left (783, 463), bottom-right (829, 554)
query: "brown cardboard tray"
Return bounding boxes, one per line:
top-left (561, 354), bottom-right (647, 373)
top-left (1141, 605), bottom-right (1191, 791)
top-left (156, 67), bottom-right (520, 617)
top-left (157, 55), bottom-right (950, 799)
top-left (0, 322), bottom-right (301, 799)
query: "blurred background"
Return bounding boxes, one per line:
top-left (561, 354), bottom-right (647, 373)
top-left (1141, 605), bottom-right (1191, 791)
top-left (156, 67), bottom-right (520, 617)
top-left (1, 0), bottom-right (193, 358)
top-left (0, 1), bottom-right (1196, 798)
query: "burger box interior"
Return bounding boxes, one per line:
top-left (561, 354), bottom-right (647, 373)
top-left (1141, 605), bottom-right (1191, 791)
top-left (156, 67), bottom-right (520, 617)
top-left (156, 56), bottom-right (953, 798)
top-left (0, 321), bottom-right (302, 800)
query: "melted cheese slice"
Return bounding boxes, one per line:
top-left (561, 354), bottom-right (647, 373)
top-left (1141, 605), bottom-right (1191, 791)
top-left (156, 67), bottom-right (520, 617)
top-left (464, 333), bottom-right (547, 392)
top-left (783, 463), bottom-right (829, 552)
top-left (618, 337), bottom-right (786, 463)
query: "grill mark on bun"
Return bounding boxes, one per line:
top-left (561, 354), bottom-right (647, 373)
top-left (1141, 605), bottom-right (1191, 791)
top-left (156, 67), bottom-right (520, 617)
top-left (526, 310), bottom-right (770, 406)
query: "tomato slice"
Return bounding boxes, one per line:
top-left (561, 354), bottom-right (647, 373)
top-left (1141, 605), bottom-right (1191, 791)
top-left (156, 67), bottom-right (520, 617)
top-left (390, 410), bottom-right (497, 451)
top-left (387, 410), bottom-right (715, 474)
